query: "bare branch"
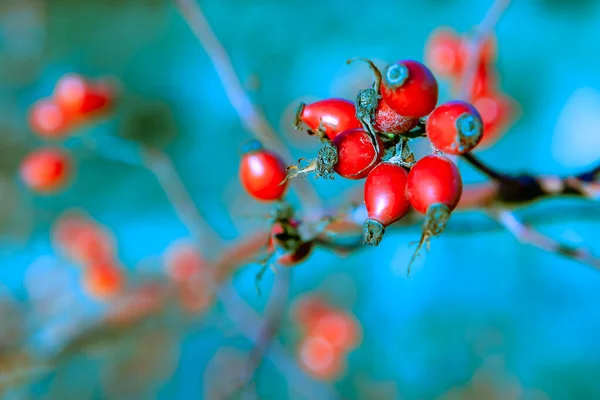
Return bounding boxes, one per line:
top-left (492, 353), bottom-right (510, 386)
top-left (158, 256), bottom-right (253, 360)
top-left (489, 208), bottom-right (600, 269)
top-left (141, 147), bottom-right (221, 254)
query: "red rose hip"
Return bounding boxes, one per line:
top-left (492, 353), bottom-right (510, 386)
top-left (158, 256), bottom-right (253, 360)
top-left (333, 128), bottom-right (384, 180)
top-left (381, 60), bottom-right (439, 118)
top-left (239, 140), bottom-right (288, 201)
top-left (406, 154), bottom-right (462, 214)
top-left (296, 98), bottom-right (362, 140)
top-left (426, 100), bottom-right (483, 155)
top-left (363, 162), bottom-right (410, 246)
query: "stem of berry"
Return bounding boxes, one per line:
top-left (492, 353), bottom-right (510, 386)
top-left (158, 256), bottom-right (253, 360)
top-left (347, 57), bottom-right (383, 155)
top-left (462, 152), bottom-right (513, 183)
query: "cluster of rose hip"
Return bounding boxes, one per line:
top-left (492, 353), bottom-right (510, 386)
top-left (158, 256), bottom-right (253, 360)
top-left (52, 209), bottom-right (212, 311)
top-left (239, 56), bottom-right (489, 269)
top-left (53, 211), bottom-right (124, 299)
top-left (20, 74), bottom-right (114, 194)
top-left (292, 294), bottom-right (361, 381)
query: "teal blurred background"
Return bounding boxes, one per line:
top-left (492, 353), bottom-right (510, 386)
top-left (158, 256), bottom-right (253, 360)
top-left (1, 0), bottom-right (600, 398)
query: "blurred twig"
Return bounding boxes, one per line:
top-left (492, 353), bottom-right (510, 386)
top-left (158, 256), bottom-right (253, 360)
top-left (174, 0), bottom-right (322, 211)
top-left (243, 268), bottom-right (291, 388)
top-left (459, 0), bottom-right (512, 101)
top-left (141, 147), bottom-right (221, 254)
top-left (489, 208), bottom-right (600, 269)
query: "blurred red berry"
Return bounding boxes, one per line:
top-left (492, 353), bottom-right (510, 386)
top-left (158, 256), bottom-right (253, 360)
top-left (468, 62), bottom-right (498, 100)
top-left (373, 99), bottom-right (419, 134)
top-left (292, 296), bottom-right (332, 331)
top-left (29, 99), bottom-right (71, 138)
top-left (426, 100), bottom-right (483, 155)
top-left (164, 240), bottom-right (205, 284)
top-left (20, 148), bottom-right (72, 193)
top-left (311, 311), bottom-right (362, 351)
top-left (298, 336), bottom-right (345, 381)
top-left (52, 212), bottom-right (115, 266)
top-left (239, 140), bottom-right (288, 201)
top-left (296, 98), bottom-right (362, 140)
top-left (332, 128), bottom-right (384, 179)
top-left (406, 154), bottom-right (463, 214)
top-left (381, 60), bottom-right (439, 118)
top-left (472, 93), bottom-right (517, 148)
top-left (84, 262), bottom-right (124, 299)
top-left (54, 74), bottom-right (113, 119)
top-left (426, 28), bottom-right (464, 78)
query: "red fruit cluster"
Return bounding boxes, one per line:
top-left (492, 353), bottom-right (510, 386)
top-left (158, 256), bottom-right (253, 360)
top-left (163, 239), bottom-right (214, 313)
top-left (52, 211), bottom-right (124, 299)
top-left (22, 74), bottom-right (117, 194)
top-left (289, 58), bottom-right (480, 257)
top-left (425, 27), bottom-right (517, 147)
top-left (29, 73), bottom-right (115, 139)
top-left (292, 295), bottom-right (361, 381)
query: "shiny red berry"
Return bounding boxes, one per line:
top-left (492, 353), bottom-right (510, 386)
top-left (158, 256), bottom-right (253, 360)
top-left (380, 60), bottom-right (438, 118)
top-left (296, 98), bottom-right (362, 140)
top-left (239, 140), bottom-right (288, 201)
top-left (20, 148), bottom-right (72, 193)
top-left (426, 100), bottom-right (483, 155)
top-left (406, 154), bottom-right (462, 214)
top-left (373, 99), bottom-right (419, 134)
top-left (363, 162), bottom-right (410, 246)
top-left (332, 128), bottom-right (383, 180)
top-left (29, 99), bottom-right (71, 138)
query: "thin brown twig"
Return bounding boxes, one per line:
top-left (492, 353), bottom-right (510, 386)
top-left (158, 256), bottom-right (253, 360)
top-left (243, 268), bottom-right (290, 386)
top-left (489, 208), bottom-right (600, 270)
top-left (141, 147), bottom-right (221, 255)
top-left (174, 0), bottom-right (321, 211)
top-left (459, 0), bottom-right (512, 101)
top-left (218, 282), bottom-right (339, 400)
